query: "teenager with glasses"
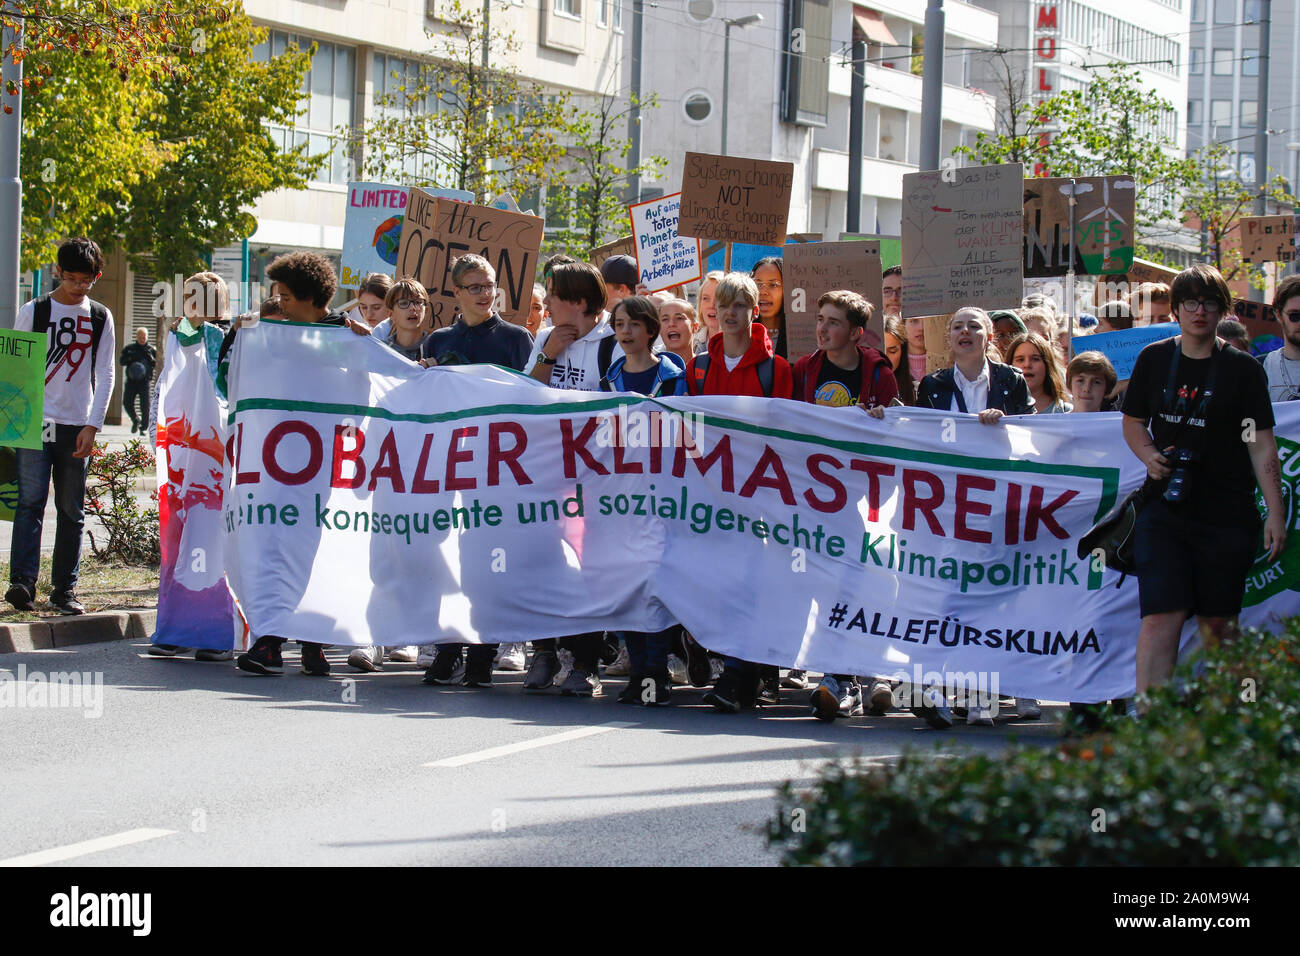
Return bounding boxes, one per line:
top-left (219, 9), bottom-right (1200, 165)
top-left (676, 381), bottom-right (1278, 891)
top-left (1122, 264), bottom-right (1286, 702)
top-left (1264, 274), bottom-right (1300, 402)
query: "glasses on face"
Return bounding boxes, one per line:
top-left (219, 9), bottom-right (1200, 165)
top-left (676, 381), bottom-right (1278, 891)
top-left (459, 283), bottom-right (495, 296)
top-left (1180, 299), bottom-right (1223, 315)
top-left (754, 281), bottom-right (782, 293)
top-left (394, 299), bottom-right (426, 311)
top-left (1281, 311), bottom-right (1300, 324)
top-left (62, 274), bottom-right (97, 289)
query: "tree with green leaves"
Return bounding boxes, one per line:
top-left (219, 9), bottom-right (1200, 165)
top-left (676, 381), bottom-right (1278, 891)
top-left (15, 0), bottom-right (317, 276)
top-left (1182, 140), bottom-right (1296, 288)
top-left (544, 90), bottom-right (665, 256)
top-left (346, 0), bottom-right (571, 205)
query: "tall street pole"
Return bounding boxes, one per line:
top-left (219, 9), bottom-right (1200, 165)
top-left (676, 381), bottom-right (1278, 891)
top-left (629, 0), bottom-right (643, 204)
top-left (919, 0), bottom-right (944, 172)
top-left (1253, 0), bottom-right (1271, 215)
top-left (0, 0), bottom-right (23, 329)
top-left (847, 29), bottom-right (865, 233)
top-left (722, 19), bottom-right (733, 156)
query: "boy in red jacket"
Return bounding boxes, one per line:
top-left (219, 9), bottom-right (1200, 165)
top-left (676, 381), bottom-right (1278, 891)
top-left (685, 274), bottom-right (792, 712)
top-left (791, 290), bottom-right (898, 409)
top-left (686, 273), bottom-right (793, 400)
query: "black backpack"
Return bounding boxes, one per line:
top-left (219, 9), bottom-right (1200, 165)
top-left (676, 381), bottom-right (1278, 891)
top-left (32, 294), bottom-right (109, 389)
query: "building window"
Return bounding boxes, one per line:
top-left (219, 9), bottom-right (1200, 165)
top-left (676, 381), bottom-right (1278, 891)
top-left (598, 0), bottom-right (607, 26)
top-left (370, 52), bottom-right (447, 184)
top-left (1242, 48), bottom-right (1259, 76)
top-left (1240, 99), bottom-right (1258, 127)
top-left (1214, 0), bottom-right (1234, 24)
top-left (545, 186), bottom-right (571, 230)
top-left (613, 0), bottom-right (622, 31)
top-left (252, 32), bottom-right (355, 186)
top-left (1239, 152), bottom-right (1255, 182)
top-left (781, 0), bottom-right (832, 127)
top-left (554, 0), bottom-right (581, 18)
top-left (1244, 0), bottom-right (1262, 21)
top-left (1189, 47), bottom-right (1202, 74)
top-left (1188, 99), bottom-right (1202, 125)
top-left (682, 90), bottom-right (713, 123)
top-left (1212, 48), bottom-right (1234, 75)
top-left (687, 0), bottom-right (714, 21)
top-left (1191, 0), bottom-right (1204, 20)
top-left (1210, 99), bottom-right (1232, 130)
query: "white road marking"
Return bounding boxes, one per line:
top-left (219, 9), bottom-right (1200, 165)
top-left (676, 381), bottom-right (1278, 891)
top-left (0, 828), bottom-right (176, 867)
top-left (426, 721), bottom-right (638, 768)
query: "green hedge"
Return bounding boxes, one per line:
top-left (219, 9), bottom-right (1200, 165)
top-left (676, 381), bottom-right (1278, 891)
top-left (769, 618), bottom-right (1300, 866)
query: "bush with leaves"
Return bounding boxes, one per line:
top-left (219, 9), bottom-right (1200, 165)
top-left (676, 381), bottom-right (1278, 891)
top-left (85, 439), bottom-right (160, 566)
top-left (770, 618), bottom-right (1300, 866)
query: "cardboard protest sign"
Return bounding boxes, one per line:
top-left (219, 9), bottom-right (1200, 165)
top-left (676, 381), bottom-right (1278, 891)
top-left (841, 233), bottom-right (902, 269)
top-left (0, 329), bottom-right (45, 450)
top-left (629, 193), bottom-right (703, 293)
top-left (1071, 322), bottom-right (1178, 381)
top-left (340, 183), bottom-right (473, 288)
top-left (677, 152), bottom-right (795, 245)
top-left (589, 235), bottom-right (636, 266)
top-left (901, 163), bottom-right (1024, 317)
top-left (783, 241), bottom-right (885, 358)
top-left (395, 189), bottom-right (544, 325)
top-left (1023, 176), bottom-right (1135, 277)
top-left (1239, 214), bottom-right (1297, 264)
top-left (1234, 298), bottom-right (1283, 351)
top-left (920, 314), bottom-right (955, 375)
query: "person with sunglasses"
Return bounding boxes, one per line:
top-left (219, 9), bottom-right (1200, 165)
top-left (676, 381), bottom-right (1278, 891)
top-left (1122, 264), bottom-right (1286, 703)
top-left (1264, 274), bottom-right (1300, 402)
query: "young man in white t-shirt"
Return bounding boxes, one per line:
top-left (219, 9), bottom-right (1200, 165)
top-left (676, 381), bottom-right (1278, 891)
top-left (521, 261), bottom-right (623, 697)
top-left (1265, 275), bottom-right (1300, 402)
top-left (7, 238), bottom-right (116, 615)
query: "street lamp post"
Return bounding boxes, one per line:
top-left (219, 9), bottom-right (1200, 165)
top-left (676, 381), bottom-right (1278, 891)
top-left (721, 14), bottom-right (762, 157)
top-left (0, 0), bottom-right (23, 330)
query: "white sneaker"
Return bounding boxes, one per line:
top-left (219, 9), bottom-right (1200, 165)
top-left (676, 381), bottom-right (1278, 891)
top-left (1015, 697), bottom-right (1042, 720)
top-left (495, 643), bottom-right (526, 672)
top-left (554, 647), bottom-right (575, 687)
top-left (868, 680), bottom-right (895, 714)
top-left (667, 654), bottom-right (690, 686)
top-left (604, 643), bottom-right (631, 676)
top-left (967, 706), bottom-right (995, 726)
top-left (914, 687), bottom-right (953, 729)
top-left (387, 645), bottom-right (419, 663)
top-left (348, 646), bottom-right (383, 672)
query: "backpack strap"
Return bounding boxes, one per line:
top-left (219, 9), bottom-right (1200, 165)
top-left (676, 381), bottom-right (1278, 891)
top-left (32, 294), bottom-right (53, 334)
top-left (597, 334), bottom-right (617, 379)
top-left (757, 356), bottom-right (774, 398)
top-left (691, 353), bottom-right (711, 394)
top-left (865, 361), bottom-right (883, 407)
top-left (32, 295), bottom-right (107, 390)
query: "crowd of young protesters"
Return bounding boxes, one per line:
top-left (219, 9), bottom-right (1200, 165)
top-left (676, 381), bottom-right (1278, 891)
top-left (8, 236), bottom-right (1290, 728)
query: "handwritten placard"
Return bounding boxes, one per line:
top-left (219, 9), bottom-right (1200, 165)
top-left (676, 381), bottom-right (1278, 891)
top-left (341, 182), bottom-right (472, 288)
top-left (395, 189), bottom-right (544, 325)
top-left (901, 163), bottom-right (1024, 317)
top-left (629, 193), bottom-right (703, 293)
top-left (783, 241), bottom-right (884, 358)
top-left (677, 152), bottom-right (795, 245)
top-left (589, 235), bottom-right (636, 266)
top-left (1239, 214), bottom-right (1297, 264)
top-left (1070, 322), bottom-right (1179, 381)
top-left (920, 315), bottom-right (956, 375)
top-left (1023, 175), bottom-right (1135, 277)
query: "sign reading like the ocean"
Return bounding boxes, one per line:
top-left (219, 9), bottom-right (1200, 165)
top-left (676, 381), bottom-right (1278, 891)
top-left (0, 329), bottom-right (44, 450)
top-left (340, 182), bottom-right (473, 288)
top-left (1023, 176), bottom-right (1135, 277)
top-left (677, 152), bottom-right (795, 245)
top-left (395, 188), bottom-right (544, 326)
top-left (629, 193), bottom-right (703, 293)
top-left (1239, 213), bottom-right (1297, 264)
top-left (901, 163), bottom-right (1024, 317)
top-left (783, 241), bottom-right (885, 358)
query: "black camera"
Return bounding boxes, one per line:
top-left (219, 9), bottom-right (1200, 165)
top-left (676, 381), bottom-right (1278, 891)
top-left (1163, 447), bottom-right (1198, 504)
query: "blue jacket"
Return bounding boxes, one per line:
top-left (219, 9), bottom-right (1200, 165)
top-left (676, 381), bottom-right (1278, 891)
top-left (917, 362), bottom-right (1035, 415)
top-left (600, 351), bottom-right (687, 396)
top-left (422, 315), bottom-right (533, 371)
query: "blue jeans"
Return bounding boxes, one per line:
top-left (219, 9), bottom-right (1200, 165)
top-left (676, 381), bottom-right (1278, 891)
top-left (623, 628), bottom-right (673, 677)
top-left (9, 425), bottom-right (89, 596)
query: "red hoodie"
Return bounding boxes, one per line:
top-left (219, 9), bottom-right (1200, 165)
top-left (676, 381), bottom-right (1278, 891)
top-left (791, 346), bottom-right (899, 409)
top-left (686, 323), bottom-right (793, 398)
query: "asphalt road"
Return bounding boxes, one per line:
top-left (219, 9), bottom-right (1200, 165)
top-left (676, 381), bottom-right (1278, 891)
top-left (0, 640), bottom-right (1061, 866)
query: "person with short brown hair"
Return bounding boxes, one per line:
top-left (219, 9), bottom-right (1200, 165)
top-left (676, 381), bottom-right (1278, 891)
top-left (1265, 272), bottom-right (1300, 401)
top-left (1066, 351), bottom-right (1117, 412)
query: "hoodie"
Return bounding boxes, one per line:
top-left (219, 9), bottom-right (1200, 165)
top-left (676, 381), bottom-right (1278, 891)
top-left (685, 323), bottom-right (793, 398)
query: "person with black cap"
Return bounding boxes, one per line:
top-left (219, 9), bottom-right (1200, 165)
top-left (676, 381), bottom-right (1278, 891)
top-left (600, 254), bottom-right (639, 314)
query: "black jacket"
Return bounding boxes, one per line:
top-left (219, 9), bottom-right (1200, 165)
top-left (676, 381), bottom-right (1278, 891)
top-left (917, 362), bottom-right (1035, 415)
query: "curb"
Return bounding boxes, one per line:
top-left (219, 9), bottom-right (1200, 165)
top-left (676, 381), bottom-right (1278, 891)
top-left (0, 609), bottom-right (157, 654)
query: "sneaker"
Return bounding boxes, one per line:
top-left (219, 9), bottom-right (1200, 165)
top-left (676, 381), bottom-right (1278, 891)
top-left (462, 659), bottom-right (493, 688)
top-left (348, 646), bottom-right (384, 672)
top-left (683, 634), bottom-right (712, 687)
top-left (523, 650), bottom-right (560, 690)
top-left (558, 667), bottom-right (602, 697)
top-left (781, 669), bottom-right (809, 690)
top-left (967, 705), bottom-right (995, 726)
top-left (50, 592), bottom-right (85, 615)
top-left (554, 647), bottom-right (575, 687)
top-left (708, 655), bottom-right (725, 683)
top-left (387, 646), bottom-right (419, 663)
top-left (599, 633), bottom-right (620, 666)
top-left (236, 637), bottom-right (284, 675)
top-left (604, 643), bottom-right (631, 676)
top-left (301, 643), bottom-right (331, 676)
top-left (837, 680), bottom-right (865, 718)
top-left (495, 643), bottom-right (526, 672)
top-left (422, 646), bottom-right (465, 685)
top-left (618, 674), bottom-right (671, 705)
top-left (417, 644), bottom-right (438, 666)
top-left (868, 680), bottom-right (895, 715)
top-left (1015, 697), bottom-right (1042, 720)
top-left (4, 583), bottom-right (35, 612)
top-left (757, 675), bottom-right (781, 706)
top-left (703, 671), bottom-right (743, 713)
top-left (148, 644), bottom-right (187, 657)
top-left (913, 687), bottom-right (953, 729)
top-left (666, 654), bottom-right (690, 686)
top-left (809, 676), bottom-right (843, 722)
top-left (195, 648), bottom-right (234, 662)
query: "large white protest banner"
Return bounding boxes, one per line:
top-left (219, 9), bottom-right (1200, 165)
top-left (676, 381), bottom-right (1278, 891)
top-left (222, 323), bottom-right (1300, 702)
